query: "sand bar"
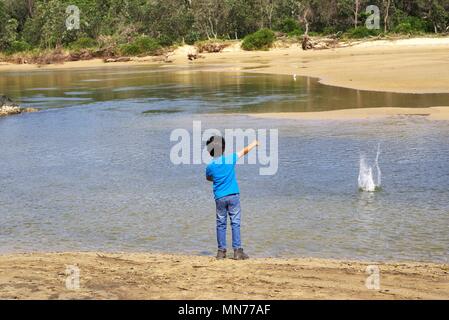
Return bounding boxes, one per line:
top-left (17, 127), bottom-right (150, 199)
top-left (249, 106), bottom-right (449, 121)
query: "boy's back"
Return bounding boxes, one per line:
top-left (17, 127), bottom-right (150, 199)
top-left (206, 153), bottom-right (239, 200)
top-left (206, 135), bottom-right (258, 260)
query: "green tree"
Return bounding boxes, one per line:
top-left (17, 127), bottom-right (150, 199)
top-left (0, 1), bottom-right (8, 49)
top-left (2, 0), bottom-right (449, 54)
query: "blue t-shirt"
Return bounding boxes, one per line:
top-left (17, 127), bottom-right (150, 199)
top-left (206, 153), bottom-right (240, 200)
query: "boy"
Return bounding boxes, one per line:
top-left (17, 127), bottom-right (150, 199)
top-left (206, 135), bottom-right (259, 260)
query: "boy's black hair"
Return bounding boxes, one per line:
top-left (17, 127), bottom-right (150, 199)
top-left (206, 135), bottom-right (225, 157)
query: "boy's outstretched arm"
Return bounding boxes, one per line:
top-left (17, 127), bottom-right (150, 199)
top-left (237, 140), bottom-right (259, 158)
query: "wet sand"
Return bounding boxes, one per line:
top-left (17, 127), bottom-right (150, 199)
top-left (0, 252), bottom-right (447, 300)
top-left (250, 107), bottom-right (449, 121)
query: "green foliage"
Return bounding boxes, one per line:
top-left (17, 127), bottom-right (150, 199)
top-left (287, 29), bottom-right (304, 37)
top-left (185, 31), bottom-right (201, 45)
top-left (119, 36), bottom-right (161, 56)
top-left (346, 27), bottom-right (381, 39)
top-left (1, 0), bottom-right (449, 56)
top-left (277, 18), bottom-right (300, 34)
top-left (69, 37), bottom-right (98, 50)
top-left (0, 18), bottom-right (19, 50)
top-left (275, 18), bottom-right (303, 37)
top-left (210, 0), bottom-right (260, 39)
top-left (394, 17), bottom-right (429, 34)
top-left (6, 40), bottom-right (31, 54)
top-left (241, 28), bottom-right (275, 51)
top-left (428, 2), bottom-right (449, 32)
top-left (157, 35), bottom-right (174, 47)
top-left (0, 2), bottom-right (7, 49)
top-left (322, 27), bottom-right (338, 35)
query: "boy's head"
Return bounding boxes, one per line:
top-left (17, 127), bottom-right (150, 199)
top-left (207, 135), bottom-right (225, 158)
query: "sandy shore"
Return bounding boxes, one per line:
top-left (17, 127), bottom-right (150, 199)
top-left (250, 106), bottom-right (449, 121)
top-left (2, 37), bottom-right (449, 95)
top-left (0, 252), bottom-right (447, 300)
top-left (2, 37), bottom-right (449, 121)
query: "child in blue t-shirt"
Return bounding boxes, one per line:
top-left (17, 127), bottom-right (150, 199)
top-left (206, 135), bottom-right (259, 260)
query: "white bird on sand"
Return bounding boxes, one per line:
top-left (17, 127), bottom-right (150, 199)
top-left (293, 74), bottom-right (297, 81)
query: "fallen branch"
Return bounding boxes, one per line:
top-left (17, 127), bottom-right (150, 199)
top-left (103, 57), bottom-right (132, 63)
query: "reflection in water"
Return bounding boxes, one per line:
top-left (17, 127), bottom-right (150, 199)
top-left (2, 65), bottom-right (449, 113)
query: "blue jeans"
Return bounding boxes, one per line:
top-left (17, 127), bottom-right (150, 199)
top-left (215, 194), bottom-right (241, 250)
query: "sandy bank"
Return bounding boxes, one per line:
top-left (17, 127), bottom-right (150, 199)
top-left (0, 252), bottom-right (447, 300)
top-left (2, 37), bottom-right (449, 95)
top-left (249, 106), bottom-right (449, 121)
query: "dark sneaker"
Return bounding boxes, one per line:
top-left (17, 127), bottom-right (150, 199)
top-left (233, 248), bottom-right (249, 260)
top-left (216, 249), bottom-right (227, 260)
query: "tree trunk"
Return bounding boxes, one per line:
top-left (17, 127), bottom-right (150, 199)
top-left (27, 0), bottom-right (34, 18)
top-left (301, 10), bottom-right (311, 51)
top-left (384, 0), bottom-right (391, 33)
top-left (354, 0), bottom-right (360, 28)
top-left (208, 17), bottom-right (217, 39)
top-left (303, 10), bottom-right (309, 36)
top-left (267, 1), bottom-right (274, 30)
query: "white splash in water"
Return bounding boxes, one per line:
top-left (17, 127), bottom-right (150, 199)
top-left (358, 144), bottom-right (382, 192)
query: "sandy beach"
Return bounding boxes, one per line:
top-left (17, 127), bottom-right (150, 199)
top-left (2, 37), bottom-right (449, 121)
top-left (250, 106), bottom-right (449, 120)
top-left (0, 252), bottom-right (447, 300)
top-left (2, 37), bottom-right (449, 95)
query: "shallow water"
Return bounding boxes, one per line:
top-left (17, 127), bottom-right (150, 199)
top-left (1, 65), bottom-right (448, 263)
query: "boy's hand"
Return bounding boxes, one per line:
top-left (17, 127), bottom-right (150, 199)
top-left (238, 140), bottom-right (259, 159)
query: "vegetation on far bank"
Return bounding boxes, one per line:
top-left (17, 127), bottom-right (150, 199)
top-left (0, 0), bottom-right (448, 64)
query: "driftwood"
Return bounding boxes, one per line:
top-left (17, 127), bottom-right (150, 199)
top-left (152, 52), bottom-right (175, 63)
top-left (311, 38), bottom-right (340, 50)
top-left (187, 52), bottom-right (199, 60)
top-left (103, 57), bottom-right (132, 63)
top-left (68, 50), bottom-right (94, 61)
top-left (302, 35), bottom-right (313, 50)
top-left (196, 42), bottom-right (229, 53)
top-left (187, 53), bottom-right (205, 61)
top-left (301, 35), bottom-right (343, 51)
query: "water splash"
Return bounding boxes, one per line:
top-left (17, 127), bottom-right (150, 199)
top-left (358, 144), bottom-right (382, 192)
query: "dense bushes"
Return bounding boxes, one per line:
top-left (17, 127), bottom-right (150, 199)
top-left (241, 29), bottom-right (276, 51)
top-left (393, 17), bottom-right (429, 34)
top-left (6, 40), bottom-right (31, 54)
top-left (1, 0), bottom-right (449, 58)
top-left (119, 36), bottom-right (161, 56)
top-left (275, 18), bottom-right (303, 38)
top-left (346, 27), bottom-right (382, 39)
top-left (69, 37), bottom-right (98, 50)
